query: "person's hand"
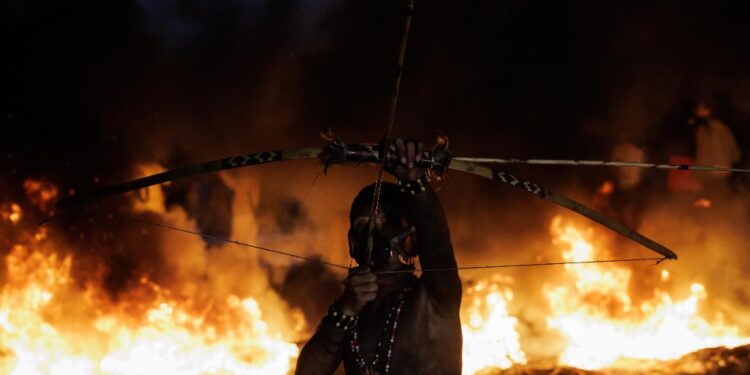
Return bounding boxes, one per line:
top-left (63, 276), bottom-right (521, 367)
top-left (386, 138), bottom-right (426, 181)
top-left (337, 266), bottom-right (378, 316)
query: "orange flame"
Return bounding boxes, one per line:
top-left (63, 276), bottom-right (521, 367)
top-left (0, 244), bottom-right (300, 374)
top-left (3, 172), bottom-right (749, 374)
top-left (2, 203), bottom-right (22, 225)
top-left (544, 217), bottom-right (750, 370)
top-left (461, 277), bottom-right (526, 373)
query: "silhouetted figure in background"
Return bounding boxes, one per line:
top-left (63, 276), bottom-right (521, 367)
top-left (592, 142), bottom-right (651, 230)
top-left (661, 100), bottom-right (741, 196)
top-left (689, 102), bottom-right (741, 194)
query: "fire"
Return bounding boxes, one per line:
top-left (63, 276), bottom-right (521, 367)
top-left (461, 277), bottom-right (526, 373)
top-left (0, 243), bottom-right (299, 375)
top-left (2, 203), bottom-right (22, 225)
top-left (2, 171), bottom-right (749, 374)
top-left (23, 178), bottom-right (58, 213)
top-left (1, 172), bottom-right (302, 374)
top-left (96, 294), bottom-right (298, 375)
top-left (544, 217), bottom-right (750, 370)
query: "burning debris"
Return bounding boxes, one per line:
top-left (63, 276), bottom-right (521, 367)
top-left (2, 171), bottom-right (750, 374)
top-left (486, 344), bottom-right (750, 375)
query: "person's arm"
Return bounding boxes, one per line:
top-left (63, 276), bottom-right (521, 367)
top-left (387, 138), bottom-right (461, 315)
top-left (295, 317), bottom-right (346, 375)
top-left (411, 186), bottom-right (462, 315)
top-left (296, 267), bottom-right (377, 374)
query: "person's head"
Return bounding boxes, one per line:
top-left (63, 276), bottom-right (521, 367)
top-left (348, 183), bottom-right (417, 270)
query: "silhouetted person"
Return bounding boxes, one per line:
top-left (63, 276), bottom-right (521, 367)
top-left (295, 138), bottom-right (462, 375)
top-left (690, 102), bottom-right (741, 193)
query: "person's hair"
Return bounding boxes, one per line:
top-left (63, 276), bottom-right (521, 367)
top-left (349, 183), bottom-right (412, 228)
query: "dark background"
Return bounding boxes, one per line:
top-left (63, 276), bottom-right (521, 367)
top-left (4, 0), bottom-right (750, 190)
top-left (3, 0), bottom-right (750, 279)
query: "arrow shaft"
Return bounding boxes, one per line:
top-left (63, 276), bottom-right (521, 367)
top-left (324, 145), bottom-right (749, 174)
top-left (452, 157), bottom-right (750, 174)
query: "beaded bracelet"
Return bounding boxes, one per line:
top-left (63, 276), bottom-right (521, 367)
top-left (398, 173), bottom-right (430, 195)
top-left (327, 302), bottom-right (357, 331)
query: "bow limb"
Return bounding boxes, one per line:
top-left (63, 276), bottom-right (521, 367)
top-left (52, 142), bottom-right (678, 261)
top-left (55, 147), bottom-right (323, 210)
top-left (446, 159), bottom-right (678, 260)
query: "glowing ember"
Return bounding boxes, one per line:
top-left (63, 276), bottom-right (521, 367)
top-left (661, 269), bottom-right (670, 281)
top-left (597, 181), bottom-right (615, 195)
top-left (23, 178), bottom-right (58, 213)
top-left (461, 277), bottom-right (526, 373)
top-left (3, 203), bottom-right (22, 225)
top-left (544, 217), bottom-right (750, 370)
top-left (694, 198), bottom-right (712, 209)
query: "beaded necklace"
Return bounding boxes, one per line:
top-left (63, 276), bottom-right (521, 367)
top-left (349, 287), bottom-right (412, 374)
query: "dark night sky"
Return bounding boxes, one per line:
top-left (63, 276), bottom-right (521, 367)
top-left (3, 0), bottom-right (750, 210)
top-left (4, 0), bottom-right (750, 329)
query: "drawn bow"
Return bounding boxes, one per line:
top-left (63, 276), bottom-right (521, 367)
top-left (53, 0), bottom-right (680, 265)
top-left (54, 137), bottom-right (678, 261)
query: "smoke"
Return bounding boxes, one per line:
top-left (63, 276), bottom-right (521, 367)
top-left (257, 195), bottom-right (310, 235)
top-left (136, 0), bottom-right (338, 50)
